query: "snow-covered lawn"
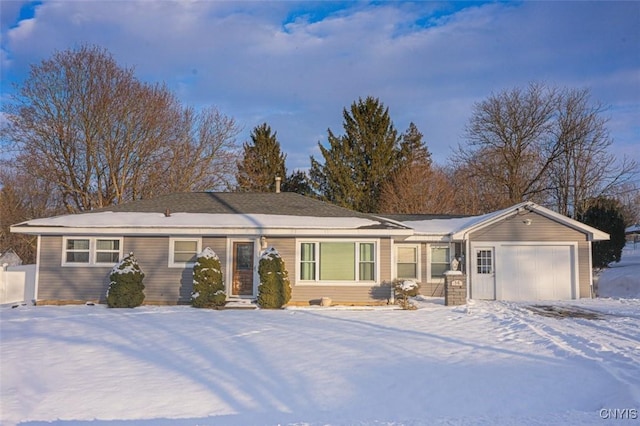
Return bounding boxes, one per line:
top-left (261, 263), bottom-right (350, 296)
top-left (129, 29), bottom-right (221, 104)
top-left (1, 246), bottom-right (639, 425)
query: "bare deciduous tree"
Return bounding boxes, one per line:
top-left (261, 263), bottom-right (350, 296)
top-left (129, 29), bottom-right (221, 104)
top-left (1, 45), bottom-right (239, 213)
top-left (453, 82), bottom-right (637, 214)
top-left (379, 165), bottom-right (457, 214)
top-left (0, 166), bottom-right (63, 263)
top-left (549, 88), bottom-right (637, 217)
top-left (453, 82), bottom-right (560, 209)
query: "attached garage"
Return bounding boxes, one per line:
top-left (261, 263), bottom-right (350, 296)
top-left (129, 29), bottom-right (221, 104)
top-left (452, 202), bottom-right (610, 302)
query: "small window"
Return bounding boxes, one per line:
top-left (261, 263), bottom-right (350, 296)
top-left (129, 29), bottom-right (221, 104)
top-left (300, 243), bottom-right (316, 280)
top-left (477, 249), bottom-right (493, 274)
top-left (359, 243), bottom-right (375, 281)
top-left (66, 239), bottom-right (90, 263)
top-left (396, 245), bottom-right (418, 279)
top-left (169, 238), bottom-right (201, 267)
top-left (430, 246), bottom-right (450, 279)
top-left (96, 239), bottom-right (120, 263)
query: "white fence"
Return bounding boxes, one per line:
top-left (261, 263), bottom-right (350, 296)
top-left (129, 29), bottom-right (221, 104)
top-left (1, 265), bottom-right (36, 305)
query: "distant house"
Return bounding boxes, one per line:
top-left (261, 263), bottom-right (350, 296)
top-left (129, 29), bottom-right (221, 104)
top-left (626, 224), bottom-right (640, 243)
top-left (10, 192), bottom-right (608, 305)
top-left (0, 248), bottom-right (23, 267)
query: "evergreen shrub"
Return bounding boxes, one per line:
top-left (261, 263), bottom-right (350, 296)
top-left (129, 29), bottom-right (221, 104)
top-left (393, 279), bottom-right (420, 310)
top-left (106, 252), bottom-right (145, 308)
top-left (191, 247), bottom-right (226, 308)
top-left (257, 247), bottom-right (291, 309)
top-left (578, 197), bottom-right (627, 269)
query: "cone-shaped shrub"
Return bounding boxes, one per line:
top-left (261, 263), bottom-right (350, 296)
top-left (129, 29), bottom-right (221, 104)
top-left (106, 252), bottom-right (145, 308)
top-left (257, 247), bottom-right (291, 309)
top-left (191, 247), bottom-right (226, 308)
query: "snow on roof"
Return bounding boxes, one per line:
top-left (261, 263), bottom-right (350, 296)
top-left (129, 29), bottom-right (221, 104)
top-left (626, 224), bottom-right (640, 234)
top-left (17, 211), bottom-right (383, 230)
top-left (401, 211), bottom-right (497, 235)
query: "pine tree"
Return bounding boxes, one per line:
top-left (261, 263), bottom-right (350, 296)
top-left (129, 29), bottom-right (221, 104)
top-left (257, 247), bottom-right (291, 309)
top-left (106, 252), bottom-right (145, 308)
top-left (236, 123), bottom-right (287, 192)
top-left (378, 123), bottom-right (437, 214)
top-left (577, 197), bottom-right (627, 268)
top-left (191, 247), bottom-right (226, 308)
top-left (282, 170), bottom-right (314, 196)
top-left (398, 122), bottom-right (432, 167)
top-left (309, 96), bottom-right (402, 213)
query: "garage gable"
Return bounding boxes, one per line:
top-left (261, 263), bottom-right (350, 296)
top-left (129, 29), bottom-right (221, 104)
top-left (459, 202), bottom-right (606, 302)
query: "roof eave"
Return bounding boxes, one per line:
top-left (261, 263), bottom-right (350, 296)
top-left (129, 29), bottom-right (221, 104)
top-left (10, 225), bottom-right (413, 237)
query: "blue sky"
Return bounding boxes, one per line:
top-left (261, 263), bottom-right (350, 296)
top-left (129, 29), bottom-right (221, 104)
top-left (1, 1), bottom-right (638, 175)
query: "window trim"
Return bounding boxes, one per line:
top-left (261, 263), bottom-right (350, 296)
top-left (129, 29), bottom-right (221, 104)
top-left (61, 237), bottom-right (123, 267)
top-left (394, 243), bottom-right (421, 281)
top-left (168, 237), bottom-right (202, 268)
top-left (296, 239), bottom-right (379, 286)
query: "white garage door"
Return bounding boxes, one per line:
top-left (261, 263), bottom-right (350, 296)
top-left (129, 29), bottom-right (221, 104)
top-left (499, 245), bottom-right (574, 301)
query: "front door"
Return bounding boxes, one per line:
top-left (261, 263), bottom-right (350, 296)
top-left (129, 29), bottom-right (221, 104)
top-left (232, 242), bottom-right (254, 296)
top-left (472, 247), bottom-right (495, 299)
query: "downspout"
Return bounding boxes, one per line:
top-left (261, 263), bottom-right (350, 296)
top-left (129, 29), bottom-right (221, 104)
top-left (389, 238), bottom-right (395, 304)
top-left (34, 235), bottom-right (41, 305)
top-left (464, 234), bottom-right (471, 301)
top-left (588, 238), bottom-right (594, 298)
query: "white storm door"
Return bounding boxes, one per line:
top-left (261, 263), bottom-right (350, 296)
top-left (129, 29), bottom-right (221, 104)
top-left (473, 247), bottom-right (495, 299)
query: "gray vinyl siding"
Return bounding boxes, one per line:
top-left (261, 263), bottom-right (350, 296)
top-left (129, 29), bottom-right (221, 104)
top-left (469, 211), bottom-right (587, 242)
top-left (469, 211), bottom-right (592, 298)
top-left (379, 238), bottom-right (392, 283)
top-left (267, 237), bottom-right (296, 275)
top-left (38, 236), bottom-right (111, 303)
top-left (127, 236), bottom-right (228, 304)
top-left (37, 235), bottom-right (229, 304)
top-left (36, 234), bottom-right (398, 305)
top-left (290, 285), bottom-right (392, 304)
top-left (578, 241), bottom-right (592, 297)
top-left (126, 236), bottom-right (198, 303)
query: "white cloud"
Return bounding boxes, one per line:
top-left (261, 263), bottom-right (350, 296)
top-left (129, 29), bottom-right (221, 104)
top-left (1, 1), bottom-right (638, 171)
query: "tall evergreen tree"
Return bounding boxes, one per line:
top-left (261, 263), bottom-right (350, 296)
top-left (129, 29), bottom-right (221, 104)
top-left (236, 123), bottom-right (287, 192)
top-left (398, 122), bottom-right (431, 167)
top-left (281, 170), bottom-right (314, 196)
top-left (577, 197), bottom-right (626, 268)
top-left (309, 96), bottom-right (402, 213)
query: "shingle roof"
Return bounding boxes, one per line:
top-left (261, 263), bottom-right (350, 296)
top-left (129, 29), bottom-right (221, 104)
top-left (91, 192), bottom-right (408, 230)
top-left (99, 192), bottom-right (355, 216)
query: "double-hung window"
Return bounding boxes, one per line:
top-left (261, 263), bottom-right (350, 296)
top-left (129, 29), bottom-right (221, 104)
top-left (430, 245), bottom-right (450, 280)
top-left (396, 245), bottom-right (419, 280)
top-left (299, 241), bottom-right (377, 283)
top-left (63, 237), bottom-right (122, 266)
top-left (169, 238), bottom-right (201, 267)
